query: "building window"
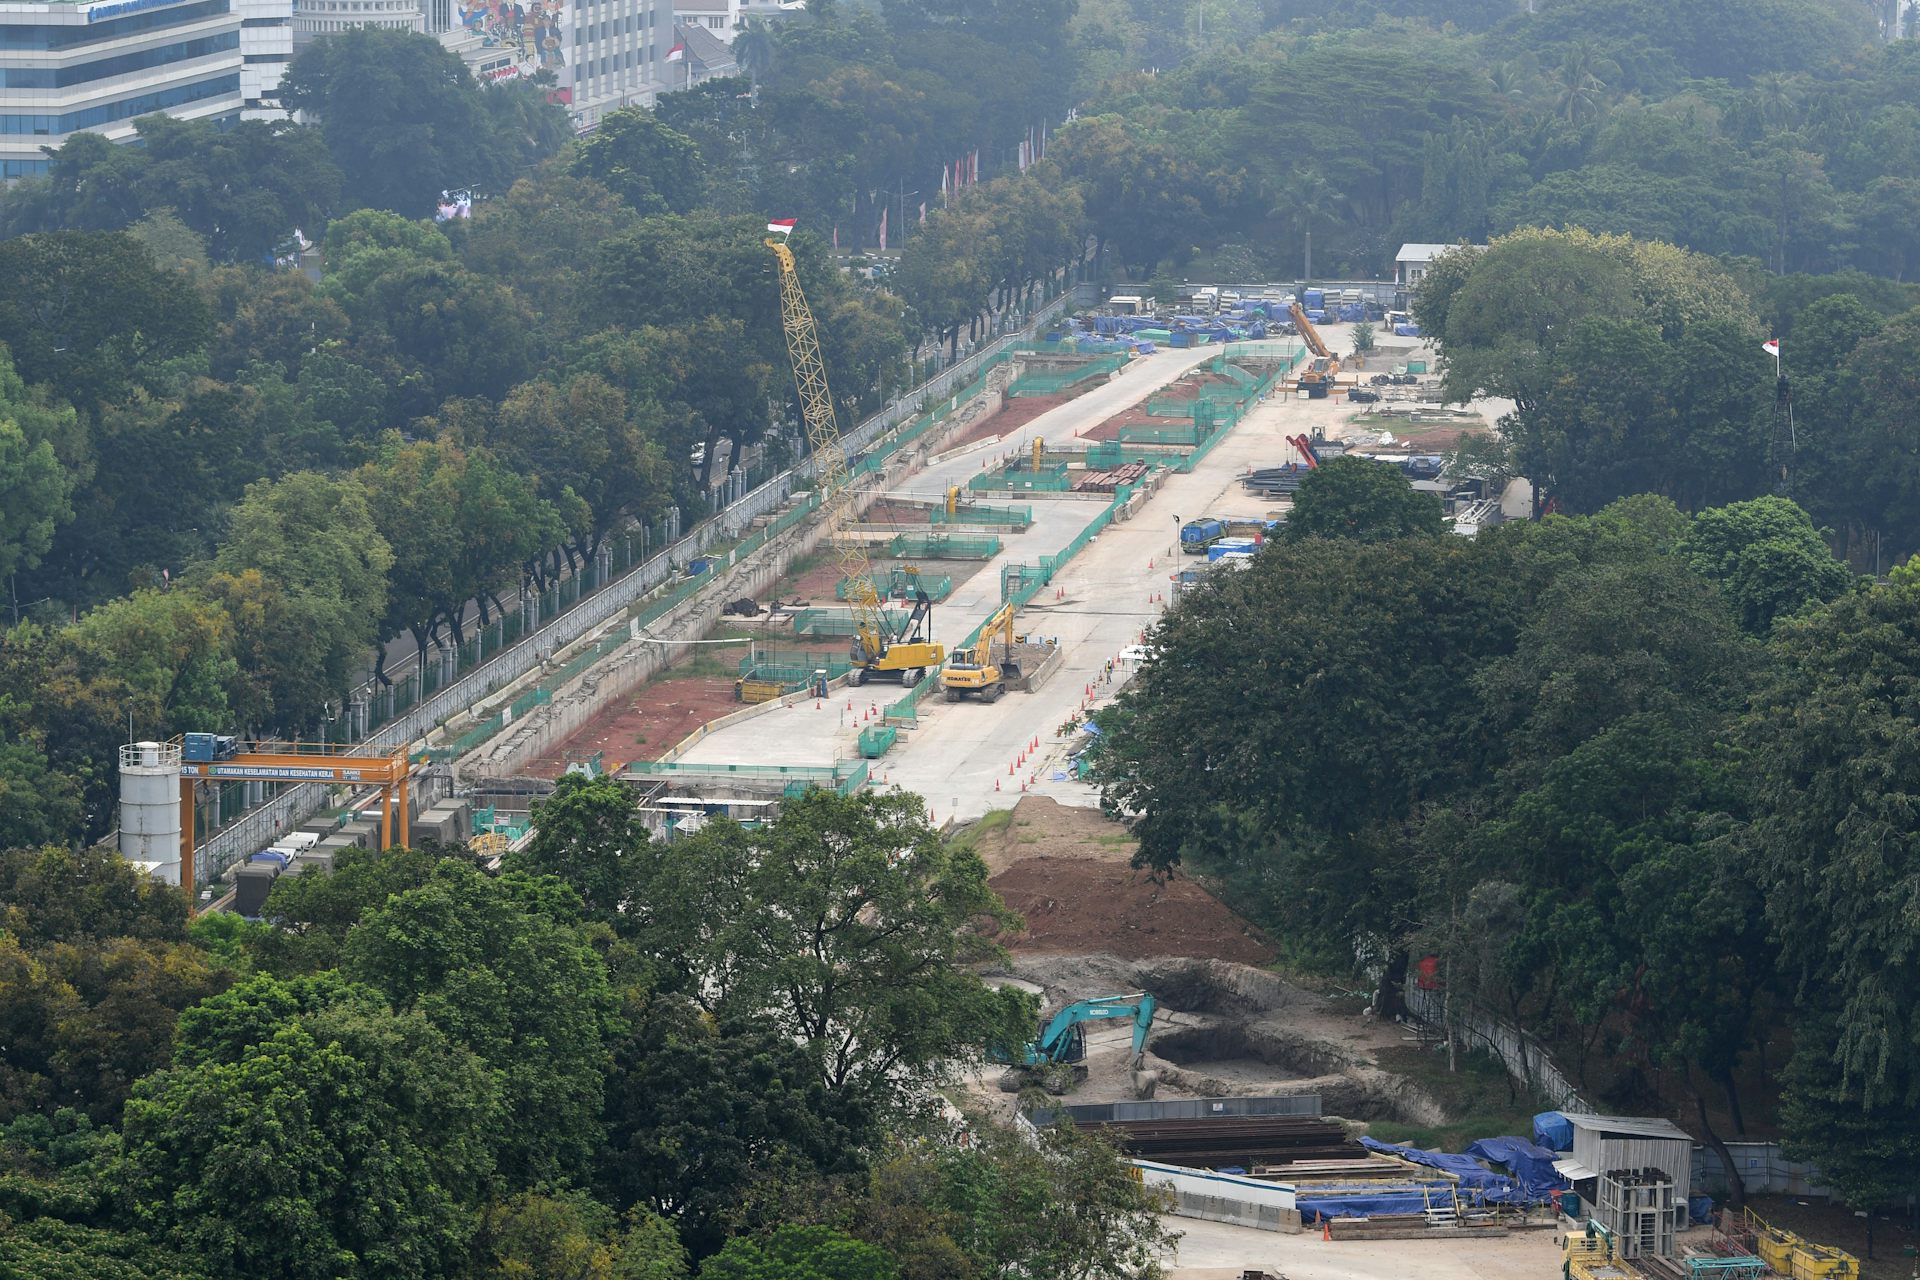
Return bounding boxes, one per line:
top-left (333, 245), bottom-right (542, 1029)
top-left (0, 32), bottom-right (240, 91)
top-left (1, 74), bottom-right (240, 136)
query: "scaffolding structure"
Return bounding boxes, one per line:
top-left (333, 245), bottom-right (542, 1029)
top-left (1597, 1169), bottom-right (1677, 1259)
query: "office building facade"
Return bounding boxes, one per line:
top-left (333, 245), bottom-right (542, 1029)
top-left (290, 0), bottom-right (420, 48)
top-left (237, 0), bottom-right (288, 115)
top-left (0, 0), bottom-right (256, 178)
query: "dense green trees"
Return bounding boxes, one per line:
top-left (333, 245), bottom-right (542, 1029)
top-left (1285, 456), bottom-right (1446, 542)
top-left (1418, 228), bottom-right (1775, 515)
top-left (280, 29), bottom-right (565, 216)
top-left (0, 785), bottom-right (1176, 1279)
top-left (1093, 487), bottom-right (1920, 1203)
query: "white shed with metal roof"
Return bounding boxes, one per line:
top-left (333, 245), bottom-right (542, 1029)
top-left (1555, 1114), bottom-right (1693, 1217)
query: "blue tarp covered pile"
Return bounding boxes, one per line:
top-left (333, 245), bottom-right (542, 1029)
top-left (1534, 1110), bottom-right (1575, 1151)
top-left (1295, 1188), bottom-right (1446, 1223)
top-left (1465, 1136), bottom-right (1570, 1202)
top-left (1359, 1137), bottom-right (1526, 1205)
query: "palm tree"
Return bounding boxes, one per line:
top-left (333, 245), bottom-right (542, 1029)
top-left (1267, 168), bottom-right (1343, 280)
top-left (1552, 42), bottom-right (1616, 126)
top-left (1486, 59), bottom-right (1527, 102)
top-left (1750, 72), bottom-right (1801, 132)
top-left (734, 18), bottom-right (774, 87)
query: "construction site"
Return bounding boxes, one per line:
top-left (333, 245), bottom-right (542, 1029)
top-left (123, 271), bottom-right (1870, 1280)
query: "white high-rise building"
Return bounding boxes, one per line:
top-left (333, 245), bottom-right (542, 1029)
top-left (290, 0), bottom-right (420, 48)
top-left (567, 0), bottom-right (660, 125)
top-left (0, 0), bottom-right (249, 179)
top-left (236, 0), bottom-right (289, 116)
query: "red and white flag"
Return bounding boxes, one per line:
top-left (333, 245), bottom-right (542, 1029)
top-left (665, 42), bottom-right (685, 62)
top-left (766, 217), bottom-right (796, 236)
top-left (1762, 338), bottom-right (1780, 359)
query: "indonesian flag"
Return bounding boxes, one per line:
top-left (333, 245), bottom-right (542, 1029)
top-left (766, 217), bottom-right (796, 236)
top-left (665, 42), bottom-right (685, 62)
top-left (1762, 338), bottom-right (1780, 358)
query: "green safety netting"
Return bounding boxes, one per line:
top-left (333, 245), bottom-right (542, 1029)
top-left (886, 532), bottom-right (1002, 560)
top-left (790, 610), bottom-right (914, 639)
top-left (1006, 354), bottom-right (1127, 398)
top-left (930, 503), bottom-right (1032, 529)
top-left (968, 462), bottom-right (1071, 493)
top-left (836, 568), bottom-right (954, 601)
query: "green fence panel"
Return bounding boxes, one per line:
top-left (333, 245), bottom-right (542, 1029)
top-left (857, 724), bottom-right (898, 758)
top-left (886, 533), bottom-right (1003, 560)
top-left (791, 610), bottom-right (914, 639)
top-left (929, 503), bottom-right (1033, 529)
top-left (1006, 354), bottom-right (1126, 398)
top-left (835, 569), bottom-right (954, 601)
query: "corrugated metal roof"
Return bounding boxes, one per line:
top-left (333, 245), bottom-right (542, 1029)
top-left (1565, 1114), bottom-right (1692, 1141)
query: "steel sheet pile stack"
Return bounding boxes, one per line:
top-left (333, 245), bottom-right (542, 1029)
top-left (1080, 1115), bottom-right (1353, 1168)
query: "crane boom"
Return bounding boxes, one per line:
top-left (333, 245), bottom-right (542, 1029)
top-left (1288, 301), bottom-right (1341, 397)
top-left (1289, 301), bottom-right (1332, 358)
top-left (767, 236), bottom-right (942, 683)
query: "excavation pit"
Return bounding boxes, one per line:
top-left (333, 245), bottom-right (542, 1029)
top-left (1153, 1025), bottom-right (1339, 1083)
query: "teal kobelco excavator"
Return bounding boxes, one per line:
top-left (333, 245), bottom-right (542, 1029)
top-left (995, 992), bottom-right (1159, 1099)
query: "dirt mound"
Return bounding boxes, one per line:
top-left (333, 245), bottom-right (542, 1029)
top-left (967, 799), bottom-right (1274, 965)
top-left (990, 858), bottom-right (1276, 965)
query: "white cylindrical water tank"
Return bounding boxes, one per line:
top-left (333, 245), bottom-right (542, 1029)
top-left (119, 740), bottom-right (183, 885)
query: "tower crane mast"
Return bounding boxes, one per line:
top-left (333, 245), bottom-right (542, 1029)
top-left (766, 234), bottom-right (942, 684)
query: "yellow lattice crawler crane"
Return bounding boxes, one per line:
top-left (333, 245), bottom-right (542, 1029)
top-left (767, 234), bottom-right (944, 685)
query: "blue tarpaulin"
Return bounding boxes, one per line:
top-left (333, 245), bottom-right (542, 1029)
top-left (1358, 1137), bottom-right (1523, 1205)
top-left (1465, 1136), bottom-right (1569, 1202)
top-left (1296, 1192), bottom-right (1437, 1223)
top-left (1534, 1111), bottom-right (1575, 1151)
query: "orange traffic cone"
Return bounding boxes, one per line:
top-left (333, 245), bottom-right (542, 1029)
top-left (995, 778), bottom-right (1000, 791)
top-left (1323, 1219), bottom-right (1332, 1241)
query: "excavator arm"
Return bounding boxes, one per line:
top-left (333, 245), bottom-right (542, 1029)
top-left (1031, 993), bottom-right (1158, 1066)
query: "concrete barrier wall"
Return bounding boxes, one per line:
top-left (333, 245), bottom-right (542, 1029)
top-left (1134, 1160), bottom-right (1301, 1232)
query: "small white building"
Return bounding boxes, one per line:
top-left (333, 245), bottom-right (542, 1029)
top-left (1394, 242), bottom-right (1482, 289)
top-left (672, 0), bottom-right (735, 40)
top-left (1554, 1113), bottom-right (1693, 1240)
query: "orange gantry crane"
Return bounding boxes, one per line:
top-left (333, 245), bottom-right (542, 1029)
top-left (177, 737), bottom-right (413, 899)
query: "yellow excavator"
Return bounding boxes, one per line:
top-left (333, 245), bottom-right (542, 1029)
top-left (941, 603), bottom-right (1021, 702)
top-left (1289, 301), bottom-right (1341, 398)
top-left (768, 232), bottom-right (943, 685)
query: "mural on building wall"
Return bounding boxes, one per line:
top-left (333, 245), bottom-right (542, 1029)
top-left (459, 0), bottom-right (568, 82)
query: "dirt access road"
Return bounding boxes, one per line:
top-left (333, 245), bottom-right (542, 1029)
top-left (1163, 1217), bottom-right (1558, 1280)
top-left (879, 383), bottom-right (1360, 823)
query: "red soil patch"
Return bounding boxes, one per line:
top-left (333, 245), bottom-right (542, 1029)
top-left (1379, 423), bottom-right (1490, 452)
top-left (526, 676), bottom-right (740, 778)
top-left (990, 857), bottom-right (1277, 965)
top-left (1081, 371), bottom-right (1242, 441)
top-left (945, 393), bottom-right (1075, 451)
top-left (773, 557), bottom-right (989, 607)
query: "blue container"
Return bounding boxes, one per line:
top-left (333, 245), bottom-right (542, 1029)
top-left (1303, 288), bottom-right (1325, 307)
top-left (183, 732), bottom-right (217, 762)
